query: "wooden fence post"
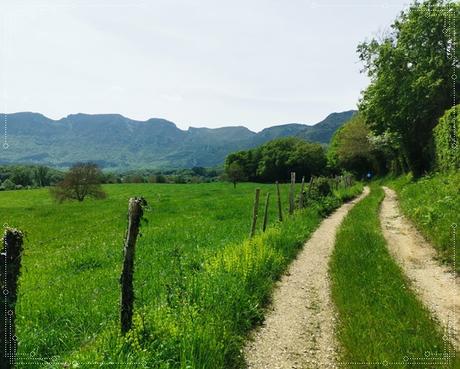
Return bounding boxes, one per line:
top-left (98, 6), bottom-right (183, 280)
top-left (305, 176), bottom-right (314, 204)
top-left (262, 192), bottom-right (270, 232)
top-left (1, 228), bottom-right (24, 368)
top-left (298, 176), bottom-right (305, 209)
top-left (120, 197), bottom-right (146, 334)
top-left (276, 181), bottom-right (283, 222)
top-left (250, 189), bottom-right (261, 238)
top-left (289, 172), bottom-right (296, 215)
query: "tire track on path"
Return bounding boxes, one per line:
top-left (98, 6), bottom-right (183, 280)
top-left (380, 186), bottom-right (459, 349)
top-left (244, 187), bottom-right (369, 369)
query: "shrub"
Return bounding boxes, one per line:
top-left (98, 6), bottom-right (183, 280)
top-left (1, 179), bottom-right (15, 190)
top-left (313, 177), bottom-right (333, 197)
top-left (434, 104), bottom-right (459, 172)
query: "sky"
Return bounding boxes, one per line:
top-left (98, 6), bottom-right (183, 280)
top-left (0, 0), bottom-right (410, 131)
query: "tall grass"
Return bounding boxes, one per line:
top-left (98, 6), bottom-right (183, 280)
top-left (330, 185), bottom-right (457, 369)
top-left (0, 181), bottom-right (362, 368)
top-left (387, 172), bottom-right (459, 273)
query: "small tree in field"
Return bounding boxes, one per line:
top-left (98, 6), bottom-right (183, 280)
top-left (51, 163), bottom-right (106, 202)
top-left (225, 162), bottom-right (246, 188)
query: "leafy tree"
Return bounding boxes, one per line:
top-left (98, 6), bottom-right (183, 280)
top-left (225, 137), bottom-right (326, 182)
top-left (10, 167), bottom-right (33, 186)
top-left (328, 114), bottom-right (383, 176)
top-left (358, 0), bottom-right (459, 176)
top-left (51, 163), bottom-right (106, 202)
top-left (225, 162), bottom-right (247, 188)
top-left (434, 104), bottom-right (459, 171)
top-left (155, 174), bottom-right (167, 183)
top-left (1, 179), bottom-right (15, 191)
top-left (191, 166), bottom-right (206, 176)
top-left (33, 166), bottom-right (50, 187)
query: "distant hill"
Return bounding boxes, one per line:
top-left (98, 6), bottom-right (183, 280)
top-left (0, 110), bottom-right (356, 169)
top-left (296, 110), bottom-right (356, 143)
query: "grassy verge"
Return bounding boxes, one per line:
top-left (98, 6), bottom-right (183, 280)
top-left (386, 172), bottom-right (459, 273)
top-left (330, 185), bottom-right (458, 369)
top-left (57, 183), bottom-right (363, 368)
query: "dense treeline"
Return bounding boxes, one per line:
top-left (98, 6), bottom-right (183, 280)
top-left (0, 164), bottom-right (221, 191)
top-left (0, 165), bottom-right (64, 190)
top-left (224, 137), bottom-right (326, 184)
top-left (356, 0), bottom-right (459, 177)
top-left (224, 0), bottom-right (458, 183)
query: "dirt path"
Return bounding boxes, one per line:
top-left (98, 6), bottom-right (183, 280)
top-left (244, 187), bottom-right (369, 369)
top-left (380, 186), bottom-right (459, 349)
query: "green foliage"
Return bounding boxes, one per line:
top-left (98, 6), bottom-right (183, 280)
top-left (0, 181), bottom-right (362, 368)
top-left (312, 177), bottom-right (333, 197)
top-left (388, 172), bottom-right (460, 272)
top-left (1, 179), bottom-right (15, 191)
top-left (225, 137), bottom-right (326, 183)
top-left (0, 164), bottom-right (63, 188)
top-left (330, 185), bottom-right (456, 368)
top-left (328, 114), bottom-right (384, 176)
top-left (51, 162), bottom-right (106, 202)
top-left (358, 0), bottom-right (459, 176)
top-left (120, 167), bottom-right (221, 184)
top-left (224, 162), bottom-right (247, 187)
top-left (434, 104), bottom-right (459, 172)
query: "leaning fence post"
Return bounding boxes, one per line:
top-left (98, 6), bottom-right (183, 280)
top-left (305, 176), bottom-right (314, 204)
top-left (262, 192), bottom-right (270, 232)
top-left (1, 228), bottom-right (24, 368)
top-left (120, 197), bottom-right (146, 334)
top-left (289, 172), bottom-right (296, 215)
top-left (276, 181), bottom-right (283, 222)
top-left (298, 176), bottom-right (305, 209)
top-left (250, 188), bottom-right (261, 238)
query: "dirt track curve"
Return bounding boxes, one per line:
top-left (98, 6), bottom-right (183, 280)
top-left (380, 186), bottom-right (459, 349)
top-left (244, 187), bottom-right (369, 369)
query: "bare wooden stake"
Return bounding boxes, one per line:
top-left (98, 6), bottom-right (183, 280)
top-left (1, 228), bottom-right (24, 368)
top-left (289, 172), bottom-right (296, 215)
top-left (262, 192), bottom-right (270, 232)
top-left (250, 188), bottom-right (261, 238)
top-left (276, 181), bottom-right (283, 222)
top-left (298, 176), bottom-right (305, 209)
top-left (120, 197), bottom-right (147, 334)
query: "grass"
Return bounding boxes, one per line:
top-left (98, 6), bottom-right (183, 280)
top-left (330, 185), bottom-right (458, 369)
top-left (386, 172), bottom-right (459, 273)
top-left (0, 181), bottom-right (362, 368)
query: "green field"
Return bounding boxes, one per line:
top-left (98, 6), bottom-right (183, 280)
top-left (1, 182), bottom-right (361, 368)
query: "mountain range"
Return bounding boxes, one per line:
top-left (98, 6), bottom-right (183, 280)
top-left (0, 110), bottom-right (356, 170)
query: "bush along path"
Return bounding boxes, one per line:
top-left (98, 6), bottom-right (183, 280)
top-left (330, 185), bottom-right (458, 369)
top-left (380, 186), bottom-right (459, 349)
top-left (244, 187), bottom-right (369, 369)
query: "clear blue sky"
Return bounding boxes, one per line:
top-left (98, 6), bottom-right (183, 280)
top-left (1, 0), bottom-right (410, 131)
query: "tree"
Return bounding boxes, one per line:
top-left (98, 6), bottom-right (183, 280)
top-left (358, 0), bottom-right (459, 176)
top-left (328, 114), bottom-right (383, 176)
top-left (51, 163), bottom-right (106, 202)
top-left (224, 137), bottom-right (326, 183)
top-left (10, 167), bottom-right (33, 186)
top-left (225, 162), bottom-right (246, 188)
top-left (1, 179), bottom-right (15, 191)
top-left (34, 166), bottom-right (50, 187)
